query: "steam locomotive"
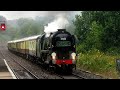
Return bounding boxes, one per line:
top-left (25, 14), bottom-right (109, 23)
top-left (8, 29), bottom-right (77, 73)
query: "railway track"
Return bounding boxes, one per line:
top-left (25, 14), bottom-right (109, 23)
top-left (72, 69), bottom-right (106, 79)
top-left (59, 73), bottom-right (85, 79)
top-left (72, 73), bottom-right (86, 79)
top-left (0, 42), bottom-right (105, 79)
top-left (5, 48), bottom-right (83, 79)
top-left (7, 50), bottom-right (104, 79)
top-left (6, 54), bottom-right (40, 79)
top-left (0, 46), bottom-right (40, 79)
top-left (53, 71), bottom-right (104, 79)
top-left (43, 67), bottom-right (86, 79)
top-left (6, 51), bottom-right (64, 79)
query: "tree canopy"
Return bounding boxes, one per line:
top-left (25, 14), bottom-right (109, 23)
top-left (73, 11), bottom-right (120, 53)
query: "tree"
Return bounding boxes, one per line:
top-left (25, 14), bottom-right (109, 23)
top-left (73, 11), bottom-right (120, 53)
top-left (85, 21), bottom-right (103, 50)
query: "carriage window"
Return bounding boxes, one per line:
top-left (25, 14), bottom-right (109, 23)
top-left (56, 41), bottom-right (71, 47)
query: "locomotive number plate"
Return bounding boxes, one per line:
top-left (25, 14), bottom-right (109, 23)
top-left (61, 38), bottom-right (66, 40)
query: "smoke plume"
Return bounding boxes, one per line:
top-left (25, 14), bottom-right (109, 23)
top-left (44, 15), bottom-right (69, 35)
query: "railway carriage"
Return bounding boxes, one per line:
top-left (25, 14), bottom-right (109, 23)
top-left (8, 29), bottom-right (77, 73)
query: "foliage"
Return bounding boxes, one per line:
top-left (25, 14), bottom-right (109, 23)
top-left (0, 18), bottom-right (45, 40)
top-left (73, 11), bottom-right (120, 53)
top-left (77, 49), bottom-right (119, 78)
top-left (74, 11), bottom-right (120, 78)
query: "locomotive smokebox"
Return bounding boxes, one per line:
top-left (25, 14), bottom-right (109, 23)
top-left (58, 29), bottom-right (66, 31)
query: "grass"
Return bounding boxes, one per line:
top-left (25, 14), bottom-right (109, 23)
top-left (76, 49), bottom-right (120, 79)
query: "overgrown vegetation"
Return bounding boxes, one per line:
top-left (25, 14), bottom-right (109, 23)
top-left (76, 49), bottom-right (119, 78)
top-left (74, 11), bottom-right (120, 52)
top-left (74, 11), bottom-right (120, 78)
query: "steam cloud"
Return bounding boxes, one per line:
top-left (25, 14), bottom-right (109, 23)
top-left (44, 15), bottom-right (69, 35)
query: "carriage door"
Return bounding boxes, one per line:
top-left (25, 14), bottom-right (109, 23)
top-left (37, 39), bottom-right (40, 57)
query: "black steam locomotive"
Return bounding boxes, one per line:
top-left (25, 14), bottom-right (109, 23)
top-left (8, 29), bottom-right (77, 73)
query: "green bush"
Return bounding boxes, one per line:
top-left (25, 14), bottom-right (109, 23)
top-left (77, 49), bottom-right (119, 78)
top-left (76, 44), bottom-right (86, 53)
top-left (107, 47), bottom-right (120, 55)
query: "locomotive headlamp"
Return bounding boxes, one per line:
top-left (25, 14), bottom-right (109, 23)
top-left (71, 52), bottom-right (76, 60)
top-left (71, 52), bottom-right (76, 64)
top-left (51, 52), bottom-right (56, 60)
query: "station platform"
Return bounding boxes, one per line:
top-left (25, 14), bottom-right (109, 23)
top-left (0, 58), bottom-right (16, 79)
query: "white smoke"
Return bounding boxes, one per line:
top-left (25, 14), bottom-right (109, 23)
top-left (44, 15), bottom-right (69, 36)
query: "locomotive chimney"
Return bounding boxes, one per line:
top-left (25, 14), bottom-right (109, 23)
top-left (58, 29), bottom-right (66, 31)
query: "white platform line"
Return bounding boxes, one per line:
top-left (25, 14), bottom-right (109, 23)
top-left (3, 59), bottom-right (17, 79)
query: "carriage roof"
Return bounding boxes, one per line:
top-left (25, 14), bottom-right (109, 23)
top-left (8, 35), bottom-right (41, 43)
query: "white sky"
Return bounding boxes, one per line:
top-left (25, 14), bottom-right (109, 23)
top-left (0, 11), bottom-right (81, 20)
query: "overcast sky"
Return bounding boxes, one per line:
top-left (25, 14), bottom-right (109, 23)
top-left (0, 11), bottom-right (81, 20)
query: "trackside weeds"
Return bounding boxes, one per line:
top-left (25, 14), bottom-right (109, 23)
top-left (76, 49), bottom-right (120, 79)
